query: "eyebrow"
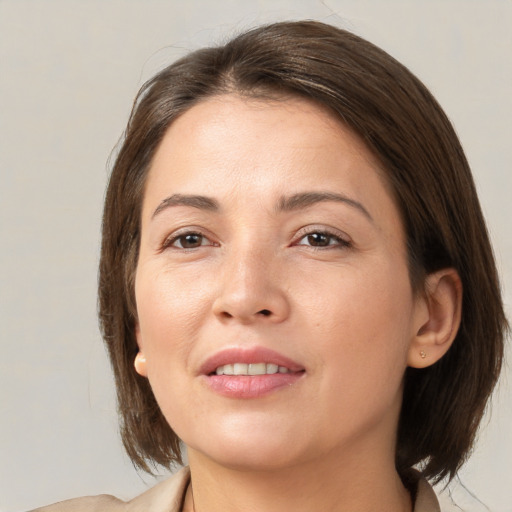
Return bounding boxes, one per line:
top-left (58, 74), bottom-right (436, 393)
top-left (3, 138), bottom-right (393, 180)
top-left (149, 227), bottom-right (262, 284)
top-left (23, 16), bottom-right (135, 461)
top-left (152, 194), bottom-right (220, 218)
top-left (276, 192), bottom-right (373, 222)
top-left (151, 191), bottom-right (373, 222)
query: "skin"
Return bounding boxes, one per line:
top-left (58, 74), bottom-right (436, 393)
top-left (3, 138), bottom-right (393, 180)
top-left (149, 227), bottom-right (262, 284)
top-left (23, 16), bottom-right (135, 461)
top-left (134, 95), bottom-right (460, 512)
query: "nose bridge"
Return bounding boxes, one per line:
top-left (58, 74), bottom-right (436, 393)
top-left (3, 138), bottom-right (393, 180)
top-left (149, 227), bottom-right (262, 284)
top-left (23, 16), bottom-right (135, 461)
top-left (234, 238), bottom-right (269, 284)
top-left (213, 233), bottom-right (289, 322)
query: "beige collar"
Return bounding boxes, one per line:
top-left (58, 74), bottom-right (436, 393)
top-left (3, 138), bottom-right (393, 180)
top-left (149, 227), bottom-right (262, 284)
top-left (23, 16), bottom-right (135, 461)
top-left (32, 465), bottom-right (440, 512)
top-left (414, 476), bottom-right (441, 512)
top-left (129, 466), bottom-right (441, 512)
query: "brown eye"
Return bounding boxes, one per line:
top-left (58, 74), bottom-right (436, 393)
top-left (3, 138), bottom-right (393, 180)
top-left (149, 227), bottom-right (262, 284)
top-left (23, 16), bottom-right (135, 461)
top-left (172, 233), bottom-right (206, 249)
top-left (306, 233), bottom-right (331, 247)
top-left (296, 230), bottom-right (350, 249)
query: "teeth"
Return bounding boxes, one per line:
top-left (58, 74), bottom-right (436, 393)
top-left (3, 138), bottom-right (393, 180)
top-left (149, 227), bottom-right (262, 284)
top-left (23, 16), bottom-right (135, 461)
top-left (266, 363), bottom-right (279, 374)
top-left (233, 363), bottom-right (248, 375)
top-left (216, 364), bottom-right (233, 375)
top-left (248, 363), bottom-right (266, 375)
top-left (214, 363), bottom-right (289, 375)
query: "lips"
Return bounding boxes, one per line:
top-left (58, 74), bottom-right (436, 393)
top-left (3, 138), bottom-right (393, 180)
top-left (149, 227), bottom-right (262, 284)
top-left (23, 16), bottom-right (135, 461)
top-left (199, 347), bottom-right (305, 398)
top-left (199, 347), bottom-right (305, 376)
top-left (215, 363), bottom-right (291, 375)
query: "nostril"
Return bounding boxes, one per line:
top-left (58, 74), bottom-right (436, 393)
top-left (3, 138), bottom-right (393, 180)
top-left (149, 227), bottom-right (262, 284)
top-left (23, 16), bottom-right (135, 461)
top-left (258, 309), bottom-right (272, 316)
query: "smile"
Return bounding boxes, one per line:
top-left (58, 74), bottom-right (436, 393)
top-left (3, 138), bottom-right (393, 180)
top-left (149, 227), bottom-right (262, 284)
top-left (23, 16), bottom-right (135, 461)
top-left (200, 347), bottom-right (305, 398)
top-left (214, 363), bottom-right (291, 375)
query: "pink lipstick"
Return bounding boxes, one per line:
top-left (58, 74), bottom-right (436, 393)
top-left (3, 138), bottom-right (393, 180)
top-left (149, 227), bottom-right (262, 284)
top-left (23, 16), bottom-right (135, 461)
top-left (199, 347), bottom-right (305, 398)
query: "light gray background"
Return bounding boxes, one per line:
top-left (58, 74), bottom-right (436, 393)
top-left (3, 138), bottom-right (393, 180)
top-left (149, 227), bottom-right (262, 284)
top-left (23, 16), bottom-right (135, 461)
top-left (1, 1), bottom-right (510, 511)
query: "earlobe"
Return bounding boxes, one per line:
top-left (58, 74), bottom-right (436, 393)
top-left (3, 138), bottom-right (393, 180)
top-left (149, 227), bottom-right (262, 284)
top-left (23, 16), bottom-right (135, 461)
top-left (408, 268), bottom-right (462, 369)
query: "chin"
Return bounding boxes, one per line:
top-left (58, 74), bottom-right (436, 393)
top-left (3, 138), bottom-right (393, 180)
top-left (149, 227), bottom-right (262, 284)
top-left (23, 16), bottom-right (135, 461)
top-left (194, 443), bottom-right (307, 473)
top-left (183, 418), bottom-right (315, 472)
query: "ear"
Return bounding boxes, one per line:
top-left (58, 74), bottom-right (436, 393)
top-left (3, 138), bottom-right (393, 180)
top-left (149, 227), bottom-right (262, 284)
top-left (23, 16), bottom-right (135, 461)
top-left (408, 268), bottom-right (462, 368)
top-left (134, 323), bottom-right (148, 377)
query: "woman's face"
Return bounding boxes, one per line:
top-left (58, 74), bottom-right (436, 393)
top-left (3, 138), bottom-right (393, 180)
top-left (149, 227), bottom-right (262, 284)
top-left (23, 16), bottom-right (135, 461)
top-left (134, 95), bottom-right (425, 471)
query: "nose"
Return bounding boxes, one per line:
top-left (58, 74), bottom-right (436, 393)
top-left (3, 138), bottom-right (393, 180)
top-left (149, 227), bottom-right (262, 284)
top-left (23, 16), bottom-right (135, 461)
top-left (212, 246), bottom-right (290, 324)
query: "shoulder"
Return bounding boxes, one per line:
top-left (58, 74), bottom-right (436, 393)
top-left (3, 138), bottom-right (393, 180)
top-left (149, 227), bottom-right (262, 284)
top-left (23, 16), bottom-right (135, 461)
top-left (127, 466), bottom-right (190, 511)
top-left (29, 467), bottom-right (190, 512)
top-left (28, 494), bottom-right (124, 512)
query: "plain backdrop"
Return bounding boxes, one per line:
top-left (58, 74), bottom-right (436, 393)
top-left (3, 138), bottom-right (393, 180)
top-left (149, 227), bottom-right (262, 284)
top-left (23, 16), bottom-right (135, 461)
top-left (1, 1), bottom-right (510, 511)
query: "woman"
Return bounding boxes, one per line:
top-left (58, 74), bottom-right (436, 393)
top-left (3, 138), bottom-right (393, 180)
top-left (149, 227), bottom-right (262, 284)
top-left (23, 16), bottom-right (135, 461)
top-left (34, 20), bottom-right (506, 512)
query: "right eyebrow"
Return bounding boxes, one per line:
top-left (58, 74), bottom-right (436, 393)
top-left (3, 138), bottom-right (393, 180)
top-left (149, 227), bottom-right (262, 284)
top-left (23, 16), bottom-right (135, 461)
top-left (276, 191), bottom-right (374, 223)
top-left (151, 194), bottom-right (220, 219)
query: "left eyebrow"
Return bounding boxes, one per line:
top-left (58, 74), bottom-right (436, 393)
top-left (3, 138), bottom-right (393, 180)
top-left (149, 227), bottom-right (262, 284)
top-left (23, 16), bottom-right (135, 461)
top-left (276, 191), bottom-right (373, 222)
top-left (151, 194), bottom-right (220, 219)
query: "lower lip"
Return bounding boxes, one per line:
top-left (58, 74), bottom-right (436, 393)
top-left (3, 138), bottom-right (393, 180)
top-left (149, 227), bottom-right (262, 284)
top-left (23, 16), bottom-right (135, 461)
top-left (204, 373), bottom-right (303, 398)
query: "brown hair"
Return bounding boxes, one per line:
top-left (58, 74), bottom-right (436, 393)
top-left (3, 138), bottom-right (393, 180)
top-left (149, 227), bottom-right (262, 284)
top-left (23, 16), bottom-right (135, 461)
top-left (98, 20), bottom-right (507, 481)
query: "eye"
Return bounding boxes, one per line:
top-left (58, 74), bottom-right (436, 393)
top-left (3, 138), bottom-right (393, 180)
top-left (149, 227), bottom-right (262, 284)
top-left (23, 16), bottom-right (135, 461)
top-left (296, 230), bottom-right (350, 249)
top-left (165, 232), bottom-right (211, 249)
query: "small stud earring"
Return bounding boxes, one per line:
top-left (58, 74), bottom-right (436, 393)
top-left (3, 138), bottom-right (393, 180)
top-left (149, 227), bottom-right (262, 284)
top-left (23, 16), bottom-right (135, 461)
top-left (134, 352), bottom-right (147, 376)
top-left (420, 350), bottom-right (427, 359)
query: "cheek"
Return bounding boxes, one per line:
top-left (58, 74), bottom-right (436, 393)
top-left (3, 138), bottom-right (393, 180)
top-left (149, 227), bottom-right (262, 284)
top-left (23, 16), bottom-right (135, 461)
top-left (303, 260), bottom-right (414, 378)
top-left (134, 267), bottom-right (211, 434)
top-left (134, 265), bottom-right (213, 371)
top-left (302, 267), bottom-right (413, 439)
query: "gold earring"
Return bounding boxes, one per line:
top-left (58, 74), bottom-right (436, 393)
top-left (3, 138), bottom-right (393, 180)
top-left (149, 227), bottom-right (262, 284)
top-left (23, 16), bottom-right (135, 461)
top-left (420, 350), bottom-right (427, 359)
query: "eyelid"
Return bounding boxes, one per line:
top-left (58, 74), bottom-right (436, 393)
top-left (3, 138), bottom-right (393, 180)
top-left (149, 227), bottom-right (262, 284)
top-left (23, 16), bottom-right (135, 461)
top-left (292, 225), bottom-right (352, 248)
top-left (160, 226), bottom-right (218, 250)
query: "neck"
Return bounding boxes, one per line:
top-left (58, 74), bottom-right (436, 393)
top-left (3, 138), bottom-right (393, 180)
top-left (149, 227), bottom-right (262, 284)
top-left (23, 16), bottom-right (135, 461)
top-left (184, 444), bottom-right (412, 512)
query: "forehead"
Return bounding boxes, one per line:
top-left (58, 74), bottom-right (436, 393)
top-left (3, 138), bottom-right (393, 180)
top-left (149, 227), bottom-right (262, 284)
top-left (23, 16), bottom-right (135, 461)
top-left (142, 94), bottom-right (397, 224)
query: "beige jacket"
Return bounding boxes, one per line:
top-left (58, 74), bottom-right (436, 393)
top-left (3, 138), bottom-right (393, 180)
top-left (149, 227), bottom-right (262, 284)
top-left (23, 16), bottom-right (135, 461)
top-left (31, 466), bottom-right (441, 512)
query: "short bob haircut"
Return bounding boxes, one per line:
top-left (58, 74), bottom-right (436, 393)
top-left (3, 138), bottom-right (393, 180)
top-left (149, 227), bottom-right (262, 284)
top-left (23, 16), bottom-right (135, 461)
top-left (99, 20), bottom-right (507, 482)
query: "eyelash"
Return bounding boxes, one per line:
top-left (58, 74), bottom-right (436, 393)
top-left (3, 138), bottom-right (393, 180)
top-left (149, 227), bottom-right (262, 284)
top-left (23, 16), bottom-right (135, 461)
top-left (162, 230), bottom-right (215, 250)
top-left (294, 229), bottom-right (351, 250)
top-left (161, 228), bottom-right (351, 252)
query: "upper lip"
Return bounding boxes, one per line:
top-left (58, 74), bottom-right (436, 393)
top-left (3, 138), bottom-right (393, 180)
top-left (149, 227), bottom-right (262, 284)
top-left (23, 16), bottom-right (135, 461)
top-left (199, 347), bottom-right (305, 376)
